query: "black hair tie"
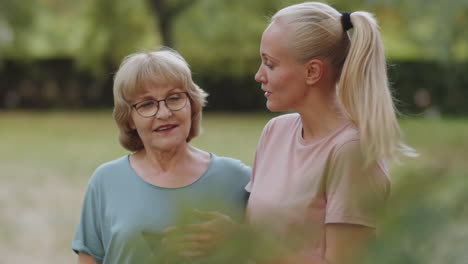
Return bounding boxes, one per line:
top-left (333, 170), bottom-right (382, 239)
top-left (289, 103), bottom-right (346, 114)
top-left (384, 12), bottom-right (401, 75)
top-left (341, 12), bottom-right (353, 31)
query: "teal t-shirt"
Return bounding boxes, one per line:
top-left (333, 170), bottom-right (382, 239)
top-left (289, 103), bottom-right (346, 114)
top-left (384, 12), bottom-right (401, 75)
top-left (72, 153), bottom-right (251, 264)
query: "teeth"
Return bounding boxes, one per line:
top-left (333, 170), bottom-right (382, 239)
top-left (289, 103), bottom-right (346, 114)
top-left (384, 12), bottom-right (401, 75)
top-left (156, 126), bottom-right (175, 131)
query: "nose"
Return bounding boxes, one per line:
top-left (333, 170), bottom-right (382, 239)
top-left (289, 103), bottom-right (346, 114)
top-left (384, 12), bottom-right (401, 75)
top-left (155, 101), bottom-right (172, 119)
top-left (254, 65), bottom-right (266, 83)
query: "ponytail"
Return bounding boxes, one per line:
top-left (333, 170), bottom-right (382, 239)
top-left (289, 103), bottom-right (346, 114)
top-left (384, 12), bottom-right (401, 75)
top-left (271, 3), bottom-right (416, 165)
top-left (337, 12), bottom-right (417, 165)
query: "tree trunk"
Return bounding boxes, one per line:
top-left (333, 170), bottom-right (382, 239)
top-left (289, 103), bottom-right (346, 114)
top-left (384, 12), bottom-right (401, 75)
top-left (147, 0), bottom-right (197, 48)
top-left (159, 16), bottom-right (173, 47)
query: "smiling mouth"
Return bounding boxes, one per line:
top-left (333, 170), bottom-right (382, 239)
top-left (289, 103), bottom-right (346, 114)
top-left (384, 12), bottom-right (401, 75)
top-left (154, 125), bottom-right (177, 132)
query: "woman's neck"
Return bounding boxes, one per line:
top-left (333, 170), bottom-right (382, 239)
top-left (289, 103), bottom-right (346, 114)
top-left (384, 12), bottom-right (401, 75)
top-left (296, 89), bottom-right (347, 140)
top-left (141, 144), bottom-right (190, 172)
top-left (131, 144), bottom-right (210, 188)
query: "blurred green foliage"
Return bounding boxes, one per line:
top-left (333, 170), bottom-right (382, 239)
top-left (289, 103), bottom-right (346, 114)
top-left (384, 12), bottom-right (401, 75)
top-left (0, 0), bottom-right (37, 59)
top-left (1, 0), bottom-right (467, 74)
top-left (1, 0), bottom-right (467, 113)
top-left (365, 0), bottom-right (468, 62)
top-left (74, 0), bottom-right (160, 76)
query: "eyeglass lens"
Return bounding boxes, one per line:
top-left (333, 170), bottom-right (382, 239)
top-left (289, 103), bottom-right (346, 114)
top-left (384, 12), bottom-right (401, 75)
top-left (134, 92), bottom-right (188, 117)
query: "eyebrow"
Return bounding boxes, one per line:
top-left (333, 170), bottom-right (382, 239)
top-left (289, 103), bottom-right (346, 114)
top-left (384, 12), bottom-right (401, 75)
top-left (135, 87), bottom-right (184, 101)
top-left (261, 53), bottom-right (279, 62)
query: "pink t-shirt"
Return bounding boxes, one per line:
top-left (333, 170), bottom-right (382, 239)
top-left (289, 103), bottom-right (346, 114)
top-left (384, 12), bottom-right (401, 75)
top-left (246, 113), bottom-right (390, 258)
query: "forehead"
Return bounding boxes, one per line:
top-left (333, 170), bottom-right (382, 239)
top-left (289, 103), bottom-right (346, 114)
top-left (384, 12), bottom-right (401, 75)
top-left (135, 82), bottom-right (184, 98)
top-left (260, 23), bottom-right (290, 58)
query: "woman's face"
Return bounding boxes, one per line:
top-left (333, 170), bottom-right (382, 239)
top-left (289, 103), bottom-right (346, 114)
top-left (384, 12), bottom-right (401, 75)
top-left (255, 22), bottom-right (310, 112)
top-left (129, 83), bottom-right (192, 153)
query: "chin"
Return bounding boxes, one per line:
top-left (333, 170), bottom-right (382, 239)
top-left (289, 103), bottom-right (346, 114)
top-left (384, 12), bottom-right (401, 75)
top-left (149, 137), bottom-right (188, 152)
top-left (266, 101), bottom-right (287, 112)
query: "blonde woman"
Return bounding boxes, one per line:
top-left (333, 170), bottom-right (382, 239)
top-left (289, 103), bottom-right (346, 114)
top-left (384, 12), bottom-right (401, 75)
top-left (171, 2), bottom-right (416, 264)
top-left (244, 2), bottom-right (416, 263)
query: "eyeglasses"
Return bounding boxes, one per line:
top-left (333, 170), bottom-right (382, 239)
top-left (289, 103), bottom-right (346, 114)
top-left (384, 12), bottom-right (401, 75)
top-left (131, 92), bottom-right (189, 118)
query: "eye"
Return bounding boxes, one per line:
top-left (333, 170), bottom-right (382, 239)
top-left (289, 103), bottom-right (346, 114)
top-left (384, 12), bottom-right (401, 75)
top-left (136, 100), bottom-right (155, 109)
top-left (263, 59), bottom-right (273, 69)
top-left (167, 94), bottom-right (182, 101)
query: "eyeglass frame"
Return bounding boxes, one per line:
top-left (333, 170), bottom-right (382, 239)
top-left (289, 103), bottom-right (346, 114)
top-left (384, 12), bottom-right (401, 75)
top-left (131, 91), bottom-right (190, 118)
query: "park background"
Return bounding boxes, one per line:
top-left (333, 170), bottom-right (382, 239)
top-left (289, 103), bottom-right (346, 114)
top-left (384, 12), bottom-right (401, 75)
top-left (1, 0), bottom-right (467, 263)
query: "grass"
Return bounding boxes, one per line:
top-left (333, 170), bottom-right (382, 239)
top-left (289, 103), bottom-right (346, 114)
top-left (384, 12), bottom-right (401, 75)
top-left (1, 110), bottom-right (467, 263)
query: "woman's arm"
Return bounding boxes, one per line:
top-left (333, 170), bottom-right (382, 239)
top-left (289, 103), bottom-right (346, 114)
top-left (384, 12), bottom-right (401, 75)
top-left (324, 223), bottom-right (374, 264)
top-left (269, 224), bottom-right (374, 264)
top-left (78, 252), bottom-right (99, 264)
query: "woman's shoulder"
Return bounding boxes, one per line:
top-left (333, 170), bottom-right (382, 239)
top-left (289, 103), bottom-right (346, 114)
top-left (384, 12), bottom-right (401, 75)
top-left (329, 122), bottom-right (360, 149)
top-left (89, 155), bottom-right (130, 183)
top-left (261, 113), bottom-right (300, 136)
top-left (318, 122), bottom-right (362, 163)
top-left (209, 153), bottom-right (251, 177)
top-left (328, 125), bottom-right (389, 177)
top-left (267, 112), bottom-right (300, 126)
top-left (94, 155), bottom-right (129, 172)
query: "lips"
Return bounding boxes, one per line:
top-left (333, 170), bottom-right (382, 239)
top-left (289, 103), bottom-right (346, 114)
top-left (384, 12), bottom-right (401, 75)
top-left (154, 124), bottom-right (178, 132)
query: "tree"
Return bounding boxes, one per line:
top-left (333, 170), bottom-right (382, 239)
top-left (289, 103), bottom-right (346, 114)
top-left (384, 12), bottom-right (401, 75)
top-left (364, 0), bottom-right (468, 62)
top-left (76, 0), bottom-right (159, 77)
top-left (364, 0), bottom-right (468, 114)
top-left (0, 0), bottom-right (37, 61)
top-left (147, 0), bottom-right (199, 47)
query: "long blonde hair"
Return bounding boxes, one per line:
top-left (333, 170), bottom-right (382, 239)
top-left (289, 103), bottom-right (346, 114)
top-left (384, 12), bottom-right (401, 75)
top-left (272, 2), bottom-right (416, 164)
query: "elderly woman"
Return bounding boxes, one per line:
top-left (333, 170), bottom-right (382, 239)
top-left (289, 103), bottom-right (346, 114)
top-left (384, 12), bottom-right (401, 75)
top-left (72, 48), bottom-right (251, 264)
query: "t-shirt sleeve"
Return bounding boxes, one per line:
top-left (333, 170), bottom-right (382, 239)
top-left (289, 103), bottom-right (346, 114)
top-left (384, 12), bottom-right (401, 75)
top-left (245, 151), bottom-right (257, 193)
top-left (72, 172), bottom-right (105, 263)
top-left (238, 161), bottom-right (252, 202)
top-left (325, 140), bottom-right (390, 228)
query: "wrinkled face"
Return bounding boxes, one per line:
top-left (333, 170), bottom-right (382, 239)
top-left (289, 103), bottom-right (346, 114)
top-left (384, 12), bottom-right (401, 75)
top-left (255, 22), bottom-right (309, 112)
top-left (129, 83), bottom-right (191, 153)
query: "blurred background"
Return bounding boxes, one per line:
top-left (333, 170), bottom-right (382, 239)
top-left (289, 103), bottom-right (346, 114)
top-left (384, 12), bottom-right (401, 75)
top-left (0, 0), bottom-right (467, 263)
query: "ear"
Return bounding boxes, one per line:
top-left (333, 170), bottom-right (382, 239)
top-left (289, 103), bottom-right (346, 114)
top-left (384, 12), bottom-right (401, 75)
top-left (305, 59), bottom-right (324, 85)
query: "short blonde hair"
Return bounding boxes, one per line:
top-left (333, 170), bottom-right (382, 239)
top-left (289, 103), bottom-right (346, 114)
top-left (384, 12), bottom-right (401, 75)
top-left (112, 48), bottom-right (208, 152)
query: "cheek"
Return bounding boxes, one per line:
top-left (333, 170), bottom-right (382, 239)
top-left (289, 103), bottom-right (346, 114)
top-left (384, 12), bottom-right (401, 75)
top-left (181, 105), bottom-right (192, 128)
top-left (274, 68), bottom-right (290, 82)
top-left (128, 116), bottom-right (136, 130)
top-left (281, 70), bottom-right (304, 88)
top-left (271, 72), bottom-right (289, 89)
top-left (280, 69), bottom-right (297, 81)
top-left (278, 74), bottom-right (287, 84)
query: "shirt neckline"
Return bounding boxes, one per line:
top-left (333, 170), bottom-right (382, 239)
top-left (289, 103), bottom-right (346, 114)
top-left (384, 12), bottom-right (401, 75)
top-left (296, 117), bottom-right (351, 146)
top-left (125, 152), bottom-right (215, 190)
